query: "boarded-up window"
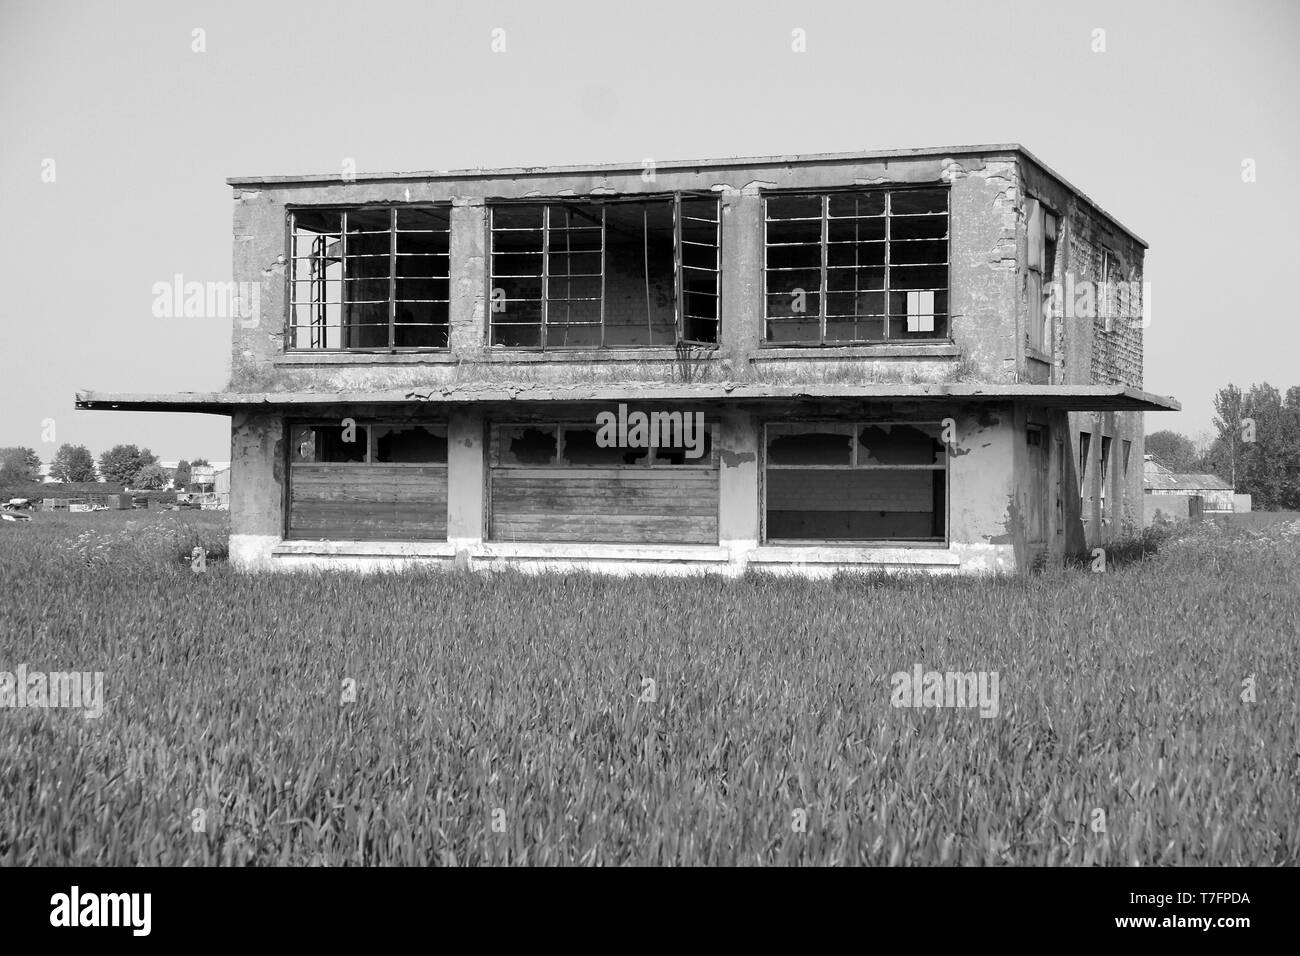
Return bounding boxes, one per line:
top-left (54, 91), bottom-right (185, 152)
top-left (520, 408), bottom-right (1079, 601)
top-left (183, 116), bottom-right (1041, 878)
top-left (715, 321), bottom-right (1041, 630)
top-left (764, 422), bottom-right (947, 543)
top-left (488, 419), bottom-right (718, 544)
top-left (287, 420), bottom-right (447, 541)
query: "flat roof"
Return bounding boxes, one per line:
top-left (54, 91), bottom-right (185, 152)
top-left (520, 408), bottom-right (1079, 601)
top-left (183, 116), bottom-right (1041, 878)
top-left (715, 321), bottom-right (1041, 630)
top-left (1145, 472), bottom-right (1233, 491)
top-left (227, 144), bottom-right (1145, 248)
top-left (75, 384), bottom-right (1180, 414)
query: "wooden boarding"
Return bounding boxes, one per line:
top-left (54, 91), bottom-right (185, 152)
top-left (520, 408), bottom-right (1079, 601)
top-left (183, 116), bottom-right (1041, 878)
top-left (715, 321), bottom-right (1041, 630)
top-left (288, 463), bottom-right (447, 540)
top-left (490, 467), bottom-right (718, 544)
top-left (766, 468), bottom-right (935, 511)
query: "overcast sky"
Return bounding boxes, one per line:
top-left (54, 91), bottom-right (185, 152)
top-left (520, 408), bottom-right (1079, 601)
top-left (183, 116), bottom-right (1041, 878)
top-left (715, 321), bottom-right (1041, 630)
top-left (1, 0), bottom-right (1296, 462)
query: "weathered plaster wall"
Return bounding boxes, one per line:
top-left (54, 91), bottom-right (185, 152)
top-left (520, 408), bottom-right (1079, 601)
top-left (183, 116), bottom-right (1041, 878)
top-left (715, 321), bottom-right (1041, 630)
top-left (946, 402), bottom-right (1018, 572)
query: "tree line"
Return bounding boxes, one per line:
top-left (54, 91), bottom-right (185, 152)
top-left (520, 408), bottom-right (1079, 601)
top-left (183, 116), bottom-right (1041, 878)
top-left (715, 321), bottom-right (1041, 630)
top-left (1147, 382), bottom-right (1300, 511)
top-left (0, 444), bottom-right (213, 491)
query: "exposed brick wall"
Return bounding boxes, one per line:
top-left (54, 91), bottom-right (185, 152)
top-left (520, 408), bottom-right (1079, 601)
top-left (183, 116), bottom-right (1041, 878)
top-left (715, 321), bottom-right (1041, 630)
top-left (1064, 204), bottom-right (1144, 389)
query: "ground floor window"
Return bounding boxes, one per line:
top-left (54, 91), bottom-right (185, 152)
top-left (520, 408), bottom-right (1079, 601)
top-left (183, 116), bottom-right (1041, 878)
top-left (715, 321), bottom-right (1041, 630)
top-left (488, 418), bottom-right (719, 544)
top-left (287, 420), bottom-right (448, 541)
top-left (763, 421), bottom-right (947, 543)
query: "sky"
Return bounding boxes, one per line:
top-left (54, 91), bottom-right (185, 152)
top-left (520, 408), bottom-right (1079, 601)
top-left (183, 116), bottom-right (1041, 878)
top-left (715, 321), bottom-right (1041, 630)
top-left (1, 0), bottom-right (1297, 463)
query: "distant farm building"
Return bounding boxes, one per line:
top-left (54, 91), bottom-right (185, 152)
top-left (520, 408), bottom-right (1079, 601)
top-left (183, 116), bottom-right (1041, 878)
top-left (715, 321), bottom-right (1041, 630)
top-left (1143, 455), bottom-right (1234, 524)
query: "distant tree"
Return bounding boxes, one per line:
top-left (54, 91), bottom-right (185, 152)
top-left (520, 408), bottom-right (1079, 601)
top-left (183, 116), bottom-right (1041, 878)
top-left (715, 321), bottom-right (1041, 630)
top-left (98, 445), bottom-right (158, 487)
top-left (173, 460), bottom-right (192, 490)
top-left (49, 443), bottom-right (98, 483)
top-left (133, 463), bottom-right (169, 490)
top-left (1145, 430), bottom-right (1199, 472)
top-left (1210, 382), bottom-right (1300, 510)
top-left (191, 458), bottom-right (211, 467)
top-left (0, 447), bottom-right (41, 483)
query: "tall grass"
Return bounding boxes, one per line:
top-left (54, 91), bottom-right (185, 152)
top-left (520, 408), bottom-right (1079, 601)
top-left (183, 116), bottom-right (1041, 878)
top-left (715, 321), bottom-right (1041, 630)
top-left (0, 512), bottom-right (1296, 865)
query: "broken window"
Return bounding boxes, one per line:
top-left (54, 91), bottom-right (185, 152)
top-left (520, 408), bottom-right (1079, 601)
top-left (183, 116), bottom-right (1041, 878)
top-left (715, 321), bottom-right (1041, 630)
top-left (374, 424), bottom-right (448, 463)
top-left (492, 421), bottom-right (715, 468)
top-left (291, 424), bottom-right (369, 463)
top-left (291, 422), bottom-right (449, 463)
top-left (764, 188), bottom-right (948, 345)
top-left (289, 206), bottom-right (450, 350)
top-left (1026, 197), bottom-right (1058, 355)
top-left (497, 426), bottom-right (559, 465)
top-left (489, 195), bottom-right (720, 349)
top-left (764, 422), bottom-right (947, 542)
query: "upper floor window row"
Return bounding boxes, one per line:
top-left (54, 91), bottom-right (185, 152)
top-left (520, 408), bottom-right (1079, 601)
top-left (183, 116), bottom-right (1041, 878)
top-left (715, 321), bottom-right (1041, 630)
top-left (764, 187), bottom-right (949, 345)
top-left (286, 187), bottom-right (949, 352)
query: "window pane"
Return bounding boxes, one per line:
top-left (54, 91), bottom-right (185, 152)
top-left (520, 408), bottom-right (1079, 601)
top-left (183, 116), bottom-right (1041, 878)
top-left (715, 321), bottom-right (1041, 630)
top-left (396, 207), bottom-right (450, 231)
top-left (493, 205), bottom-right (545, 230)
top-left (767, 425), bottom-right (853, 465)
top-left (890, 189), bottom-right (948, 215)
top-left (346, 208), bottom-right (392, 232)
top-left (766, 318), bottom-right (822, 343)
top-left (373, 425), bottom-right (447, 463)
top-left (292, 424), bottom-right (367, 463)
top-left (766, 195), bottom-right (822, 220)
top-left (828, 192), bottom-right (885, 218)
top-left (827, 217), bottom-right (886, 243)
top-left (498, 426), bottom-right (557, 465)
top-left (857, 423), bottom-right (945, 465)
top-left (559, 427), bottom-right (644, 465)
top-left (653, 421), bottom-right (713, 465)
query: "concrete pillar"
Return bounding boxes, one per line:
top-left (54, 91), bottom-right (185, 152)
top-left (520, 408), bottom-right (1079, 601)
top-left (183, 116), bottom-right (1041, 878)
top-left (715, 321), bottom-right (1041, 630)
top-left (717, 408), bottom-right (759, 556)
top-left (229, 411), bottom-right (284, 568)
top-left (719, 193), bottom-right (764, 359)
top-left (447, 409), bottom-right (484, 550)
top-left (448, 199), bottom-right (486, 354)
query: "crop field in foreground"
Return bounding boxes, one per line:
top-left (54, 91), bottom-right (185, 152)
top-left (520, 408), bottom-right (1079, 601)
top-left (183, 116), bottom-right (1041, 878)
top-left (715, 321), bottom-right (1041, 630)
top-left (0, 511), bottom-right (1297, 865)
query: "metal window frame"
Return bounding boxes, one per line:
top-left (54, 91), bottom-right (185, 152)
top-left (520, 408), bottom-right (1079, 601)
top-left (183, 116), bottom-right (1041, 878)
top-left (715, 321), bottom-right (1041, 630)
top-left (761, 184), bottom-right (951, 347)
top-left (487, 192), bottom-right (721, 351)
top-left (285, 204), bottom-right (452, 353)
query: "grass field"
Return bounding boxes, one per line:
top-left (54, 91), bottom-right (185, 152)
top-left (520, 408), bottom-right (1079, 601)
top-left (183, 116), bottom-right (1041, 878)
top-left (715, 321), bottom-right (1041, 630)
top-left (1, 510), bottom-right (1297, 865)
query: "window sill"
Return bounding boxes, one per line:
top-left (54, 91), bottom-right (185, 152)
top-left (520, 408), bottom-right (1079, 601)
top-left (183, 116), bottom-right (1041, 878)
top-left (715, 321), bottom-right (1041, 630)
top-left (753, 343), bottom-right (960, 360)
top-left (477, 346), bottom-right (719, 363)
top-left (278, 351), bottom-right (457, 365)
top-left (749, 544), bottom-right (958, 566)
top-left (477, 542), bottom-right (731, 562)
top-left (1026, 347), bottom-right (1052, 365)
top-left (275, 540), bottom-right (455, 557)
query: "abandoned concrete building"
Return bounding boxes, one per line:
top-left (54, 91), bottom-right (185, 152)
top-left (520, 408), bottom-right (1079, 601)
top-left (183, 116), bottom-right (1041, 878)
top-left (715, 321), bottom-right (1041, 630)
top-left (76, 145), bottom-right (1178, 575)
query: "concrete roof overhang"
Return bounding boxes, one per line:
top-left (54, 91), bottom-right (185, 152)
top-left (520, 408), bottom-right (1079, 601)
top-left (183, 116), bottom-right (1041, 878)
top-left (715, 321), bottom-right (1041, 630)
top-left (75, 384), bottom-right (1180, 415)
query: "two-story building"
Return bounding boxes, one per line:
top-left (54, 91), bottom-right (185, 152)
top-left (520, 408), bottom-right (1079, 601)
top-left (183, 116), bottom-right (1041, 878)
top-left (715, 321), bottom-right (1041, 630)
top-left (76, 145), bottom-right (1177, 575)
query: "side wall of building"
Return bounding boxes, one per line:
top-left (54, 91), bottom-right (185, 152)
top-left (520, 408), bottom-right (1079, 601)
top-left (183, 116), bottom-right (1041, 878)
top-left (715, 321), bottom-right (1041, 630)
top-left (1018, 161), bottom-right (1147, 549)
